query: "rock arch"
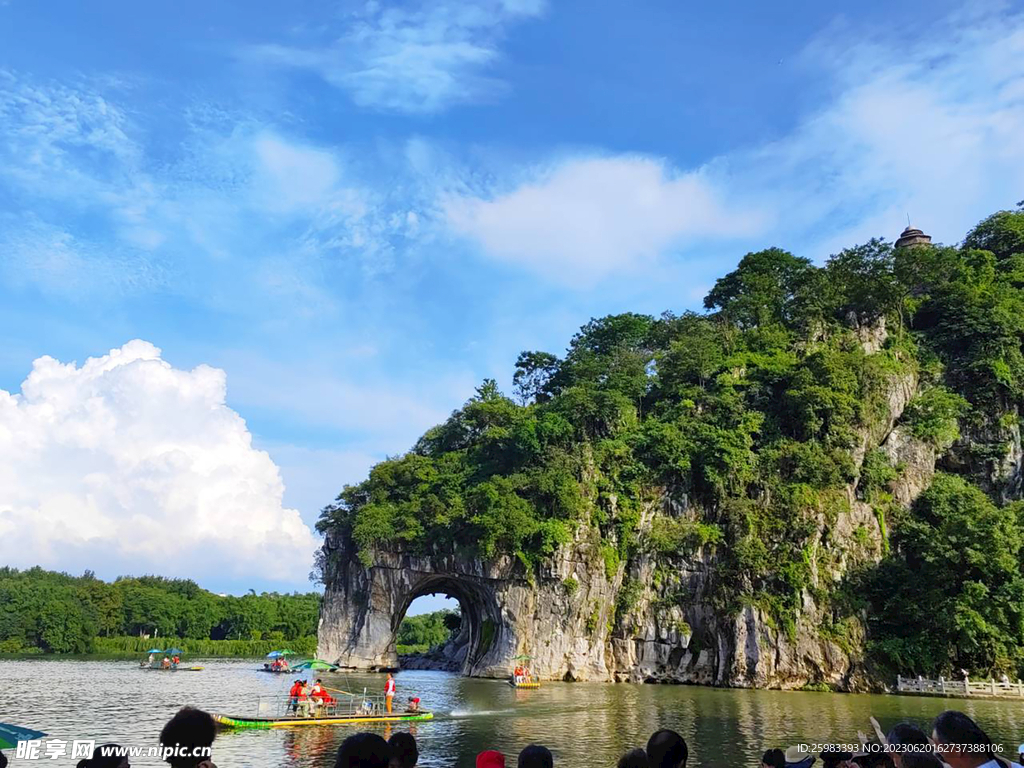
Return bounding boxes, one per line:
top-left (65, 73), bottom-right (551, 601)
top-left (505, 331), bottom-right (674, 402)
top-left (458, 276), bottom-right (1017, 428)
top-left (317, 543), bottom-right (512, 677)
top-left (316, 525), bottom-right (869, 685)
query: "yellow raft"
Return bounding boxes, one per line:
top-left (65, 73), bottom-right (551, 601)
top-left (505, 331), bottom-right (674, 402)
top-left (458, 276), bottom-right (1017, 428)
top-left (509, 677), bottom-right (541, 689)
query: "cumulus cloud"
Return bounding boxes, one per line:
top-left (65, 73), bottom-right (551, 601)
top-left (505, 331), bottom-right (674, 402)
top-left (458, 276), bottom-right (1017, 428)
top-left (0, 341), bottom-right (319, 585)
top-left (244, 0), bottom-right (545, 113)
top-left (444, 155), bottom-right (764, 284)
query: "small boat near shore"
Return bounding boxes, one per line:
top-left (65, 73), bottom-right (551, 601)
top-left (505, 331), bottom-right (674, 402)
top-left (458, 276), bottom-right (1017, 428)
top-left (139, 649), bottom-right (200, 671)
top-left (510, 654), bottom-right (540, 688)
top-left (213, 711), bottom-right (433, 729)
top-left (260, 650), bottom-right (298, 674)
top-left (140, 665), bottom-right (204, 672)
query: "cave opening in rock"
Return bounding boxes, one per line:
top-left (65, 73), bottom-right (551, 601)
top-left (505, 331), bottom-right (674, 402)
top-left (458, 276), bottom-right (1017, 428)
top-left (390, 577), bottom-right (499, 673)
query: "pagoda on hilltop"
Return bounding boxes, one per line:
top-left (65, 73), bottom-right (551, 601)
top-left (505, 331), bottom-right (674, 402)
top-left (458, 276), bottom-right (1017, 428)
top-left (895, 224), bottom-right (932, 248)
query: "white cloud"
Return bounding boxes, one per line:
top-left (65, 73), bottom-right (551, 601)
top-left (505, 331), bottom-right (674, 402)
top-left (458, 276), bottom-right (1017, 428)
top-left (0, 341), bottom-right (319, 585)
top-left (0, 218), bottom-right (164, 299)
top-left (0, 71), bottom-right (411, 304)
top-left (442, 6), bottom-right (1024, 282)
top-left (245, 0), bottom-right (545, 113)
top-left (444, 155), bottom-right (765, 284)
top-left (252, 132), bottom-right (341, 213)
top-left (756, 9), bottom-right (1024, 257)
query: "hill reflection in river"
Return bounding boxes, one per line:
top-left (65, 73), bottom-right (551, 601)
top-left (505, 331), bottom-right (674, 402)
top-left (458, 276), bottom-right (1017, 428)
top-left (4, 660), bottom-right (1024, 767)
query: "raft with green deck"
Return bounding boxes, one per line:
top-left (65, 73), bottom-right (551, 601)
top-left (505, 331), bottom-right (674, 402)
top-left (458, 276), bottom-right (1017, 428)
top-left (213, 688), bottom-right (432, 730)
top-left (213, 711), bottom-right (433, 729)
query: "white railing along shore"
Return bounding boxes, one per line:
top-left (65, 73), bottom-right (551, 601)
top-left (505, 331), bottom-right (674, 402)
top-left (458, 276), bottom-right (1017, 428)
top-left (896, 674), bottom-right (1024, 698)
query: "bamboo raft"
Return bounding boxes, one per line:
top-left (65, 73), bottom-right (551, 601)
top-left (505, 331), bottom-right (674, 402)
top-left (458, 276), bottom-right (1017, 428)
top-left (213, 711), bottom-right (433, 729)
top-left (213, 688), bottom-right (432, 730)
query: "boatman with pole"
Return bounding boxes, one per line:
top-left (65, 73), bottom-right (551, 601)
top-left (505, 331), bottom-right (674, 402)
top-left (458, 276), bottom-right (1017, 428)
top-left (385, 672), bottom-right (396, 714)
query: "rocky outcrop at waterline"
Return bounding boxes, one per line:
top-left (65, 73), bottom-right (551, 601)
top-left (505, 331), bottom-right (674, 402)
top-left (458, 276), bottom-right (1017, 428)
top-left (317, 519), bottom-right (877, 686)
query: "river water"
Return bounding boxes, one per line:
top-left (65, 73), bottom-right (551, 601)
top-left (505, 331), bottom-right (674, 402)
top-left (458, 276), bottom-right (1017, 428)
top-left (4, 659), bottom-right (1024, 767)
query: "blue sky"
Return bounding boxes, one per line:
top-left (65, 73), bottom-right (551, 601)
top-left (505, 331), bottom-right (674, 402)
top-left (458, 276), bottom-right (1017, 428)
top-left (1, 0), bottom-right (1023, 607)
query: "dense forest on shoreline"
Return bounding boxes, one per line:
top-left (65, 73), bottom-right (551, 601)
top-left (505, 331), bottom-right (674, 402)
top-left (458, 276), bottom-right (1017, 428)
top-left (0, 567), bottom-right (320, 655)
top-left (319, 205), bottom-right (1024, 679)
top-left (0, 566), bottom-right (457, 659)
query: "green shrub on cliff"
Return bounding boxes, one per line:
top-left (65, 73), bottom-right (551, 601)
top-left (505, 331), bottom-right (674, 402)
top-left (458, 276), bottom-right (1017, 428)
top-left (903, 386), bottom-right (968, 449)
top-left (319, 207), bottom-right (1024, 674)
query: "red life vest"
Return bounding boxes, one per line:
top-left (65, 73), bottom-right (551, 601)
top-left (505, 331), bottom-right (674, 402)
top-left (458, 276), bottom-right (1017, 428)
top-left (289, 683), bottom-right (302, 698)
top-left (385, 678), bottom-right (396, 695)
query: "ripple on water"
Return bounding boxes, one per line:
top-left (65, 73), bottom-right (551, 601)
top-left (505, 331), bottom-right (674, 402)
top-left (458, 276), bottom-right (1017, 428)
top-left (4, 660), bottom-right (1024, 768)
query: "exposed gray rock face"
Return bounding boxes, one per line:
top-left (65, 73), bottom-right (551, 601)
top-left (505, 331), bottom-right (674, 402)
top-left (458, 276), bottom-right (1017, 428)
top-left (317, 366), bottom-right (934, 689)
top-left (943, 405), bottom-right (1024, 502)
top-left (318, 523), bottom-right (870, 686)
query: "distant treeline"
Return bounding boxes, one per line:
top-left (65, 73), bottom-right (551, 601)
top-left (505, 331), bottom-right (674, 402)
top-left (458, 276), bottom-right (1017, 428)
top-left (0, 567), bottom-right (321, 655)
top-left (396, 609), bottom-right (460, 655)
top-left (93, 635), bottom-right (317, 657)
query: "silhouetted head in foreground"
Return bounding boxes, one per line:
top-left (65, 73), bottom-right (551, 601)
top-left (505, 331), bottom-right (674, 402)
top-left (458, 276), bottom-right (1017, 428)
top-left (335, 733), bottom-right (392, 768)
top-left (159, 707), bottom-right (215, 767)
top-left (618, 748), bottom-right (650, 768)
top-left (888, 723), bottom-right (929, 749)
top-left (885, 723), bottom-right (930, 768)
top-left (388, 732), bottom-right (418, 768)
top-left (762, 749), bottom-right (786, 768)
top-left (76, 743), bottom-right (130, 768)
top-left (932, 711), bottom-right (993, 768)
top-left (819, 746), bottom-right (853, 768)
top-left (902, 754), bottom-right (945, 768)
top-left (518, 744), bottom-right (554, 768)
top-left (647, 731), bottom-right (688, 768)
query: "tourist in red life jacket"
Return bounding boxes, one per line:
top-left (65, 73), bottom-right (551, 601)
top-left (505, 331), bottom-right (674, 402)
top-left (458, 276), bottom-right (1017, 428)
top-left (311, 678), bottom-right (334, 712)
top-left (385, 672), bottom-right (396, 714)
top-left (296, 680), bottom-right (311, 717)
top-left (288, 679), bottom-right (303, 713)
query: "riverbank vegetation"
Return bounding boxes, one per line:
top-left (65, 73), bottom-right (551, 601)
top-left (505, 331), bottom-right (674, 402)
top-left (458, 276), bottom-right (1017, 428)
top-left (0, 567), bottom-right (319, 655)
top-left (319, 205), bottom-right (1024, 679)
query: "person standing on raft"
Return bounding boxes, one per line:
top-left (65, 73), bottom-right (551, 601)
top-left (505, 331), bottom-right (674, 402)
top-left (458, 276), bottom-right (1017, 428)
top-left (288, 679), bottom-right (303, 713)
top-left (385, 672), bottom-right (396, 714)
